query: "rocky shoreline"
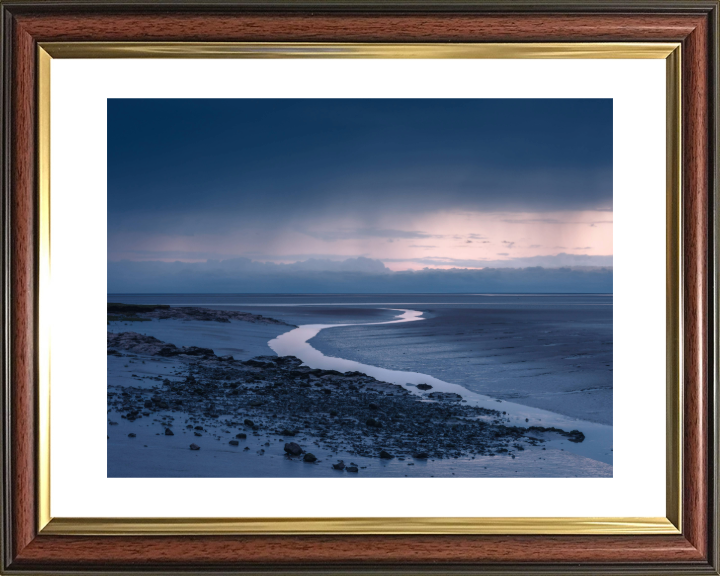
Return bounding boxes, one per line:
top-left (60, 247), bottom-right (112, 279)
top-left (108, 330), bottom-right (585, 469)
top-left (107, 303), bottom-right (295, 326)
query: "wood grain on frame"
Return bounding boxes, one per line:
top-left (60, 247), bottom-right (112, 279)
top-left (8, 15), bottom-right (38, 566)
top-left (1, 5), bottom-right (717, 573)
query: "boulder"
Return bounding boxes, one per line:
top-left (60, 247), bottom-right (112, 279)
top-left (189, 443), bottom-right (200, 450)
top-left (417, 383), bottom-right (433, 391)
top-left (303, 453), bottom-right (317, 463)
top-left (229, 440), bottom-right (239, 446)
top-left (566, 430), bottom-right (586, 443)
top-left (379, 450), bottom-right (394, 459)
top-left (284, 442), bottom-right (302, 456)
top-left (332, 461), bottom-right (345, 470)
top-left (244, 419), bottom-right (254, 427)
top-left (346, 466), bottom-right (359, 473)
top-left (236, 433), bottom-right (247, 439)
top-left (164, 428), bottom-right (174, 436)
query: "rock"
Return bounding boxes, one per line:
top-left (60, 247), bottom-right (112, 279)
top-left (332, 461), bottom-right (345, 470)
top-left (229, 440), bottom-right (239, 446)
top-left (303, 453), bottom-right (317, 462)
top-left (346, 466), bottom-right (359, 473)
top-left (144, 400), bottom-right (153, 408)
top-left (366, 418), bottom-right (382, 428)
top-left (164, 428), bottom-right (174, 436)
top-left (280, 429), bottom-right (296, 436)
top-left (183, 346), bottom-right (215, 357)
top-left (108, 421), bottom-right (118, 425)
top-left (236, 433), bottom-right (247, 439)
top-left (189, 443), bottom-right (200, 450)
top-left (284, 442), bottom-right (302, 456)
top-left (249, 400), bottom-right (262, 407)
top-left (412, 452), bottom-right (430, 459)
top-left (245, 359), bottom-right (271, 367)
top-left (194, 432), bottom-right (202, 437)
top-left (428, 392), bottom-right (463, 402)
top-left (567, 430), bottom-right (586, 443)
top-left (369, 402), bottom-right (379, 410)
top-left (416, 383), bottom-right (433, 390)
top-left (244, 419), bottom-right (254, 427)
top-left (107, 331), bottom-right (181, 356)
top-left (128, 433), bottom-right (136, 438)
top-left (194, 426), bottom-right (204, 430)
top-left (379, 450), bottom-right (394, 459)
top-left (527, 426), bottom-right (586, 443)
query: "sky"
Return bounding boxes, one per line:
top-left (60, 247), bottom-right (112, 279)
top-left (108, 99), bottom-right (612, 293)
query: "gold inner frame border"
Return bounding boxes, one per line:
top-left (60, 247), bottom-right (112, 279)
top-left (36, 41), bottom-right (682, 536)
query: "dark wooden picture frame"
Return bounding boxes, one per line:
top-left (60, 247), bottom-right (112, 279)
top-left (1, 1), bottom-right (718, 573)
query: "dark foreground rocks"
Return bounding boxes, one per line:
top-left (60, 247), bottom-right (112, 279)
top-left (527, 426), bottom-right (586, 443)
top-left (284, 442), bottom-right (303, 456)
top-left (108, 331), bottom-right (585, 463)
top-left (108, 332), bottom-right (215, 358)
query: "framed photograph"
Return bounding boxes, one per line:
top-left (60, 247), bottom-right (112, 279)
top-left (1, 1), bottom-right (717, 573)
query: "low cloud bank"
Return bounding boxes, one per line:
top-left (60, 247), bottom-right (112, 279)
top-left (108, 256), bottom-right (612, 293)
top-left (383, 253), bottom-right (613, 269)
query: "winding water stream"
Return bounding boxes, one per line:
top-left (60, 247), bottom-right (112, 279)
top-left (269, 309), bottom-right (613, 466)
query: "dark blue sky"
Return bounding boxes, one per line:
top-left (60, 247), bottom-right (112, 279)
top-left (109, 98), bottom-right (612, 222)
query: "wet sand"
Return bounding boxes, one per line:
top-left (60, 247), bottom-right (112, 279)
top-left (309, 300), bottom-right (612, 425)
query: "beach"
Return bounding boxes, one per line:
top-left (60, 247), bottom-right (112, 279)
top-left (107, 295), bottom-right (613, 478)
